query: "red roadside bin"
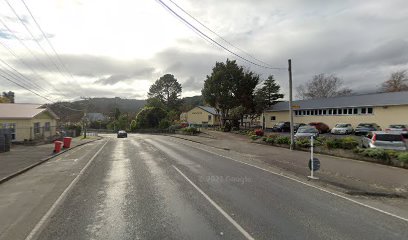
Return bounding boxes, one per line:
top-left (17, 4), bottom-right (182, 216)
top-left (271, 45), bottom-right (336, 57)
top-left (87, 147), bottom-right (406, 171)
top-left (54, 141), bottom-right (63, 153)
top-left (63, 137), bottom-right (72, 148)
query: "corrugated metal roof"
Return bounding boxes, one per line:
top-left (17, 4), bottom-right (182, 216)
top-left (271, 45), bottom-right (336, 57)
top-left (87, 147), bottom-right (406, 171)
top-left (197, 106), bottom-right (219, 115)
top-left (0, 103), bottom-right (58, 119)
top-left (266, 91), bottom-right (408, 111)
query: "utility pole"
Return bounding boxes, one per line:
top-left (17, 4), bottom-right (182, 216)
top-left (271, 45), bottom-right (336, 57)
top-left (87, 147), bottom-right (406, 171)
top-left (288, 59), bottom-right (294, 150)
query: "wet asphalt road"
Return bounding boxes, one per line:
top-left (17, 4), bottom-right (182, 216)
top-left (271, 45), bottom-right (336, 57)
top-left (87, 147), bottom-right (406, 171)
top-left (36, 134), bottom-right (407, 240)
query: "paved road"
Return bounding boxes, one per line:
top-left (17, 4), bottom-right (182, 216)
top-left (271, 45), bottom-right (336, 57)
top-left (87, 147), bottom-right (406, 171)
top-left (1, 134), bottom-right (407, 240)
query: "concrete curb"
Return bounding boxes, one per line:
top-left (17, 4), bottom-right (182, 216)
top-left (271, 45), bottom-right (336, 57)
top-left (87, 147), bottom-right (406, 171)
top-left (166, 134), bottom-right (230, 151)
top-left (0, 137), bottom-right (103, 185)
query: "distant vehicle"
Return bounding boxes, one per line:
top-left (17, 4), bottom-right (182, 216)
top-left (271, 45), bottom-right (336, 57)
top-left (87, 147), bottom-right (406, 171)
top-left (385, 124), bottom-right (408, 132)
top-left (294, 126), bottom-right (319, 138)
top-left (308, 122), bottom-right (330, 134)
top-left (272, 122), bottom-right (291, 132)
top-left (331, 123), bottom-right (353, 135)
top-left (361, 131), bottom-right (406, 151)
top-left (117, 130), bottom-right (128, 138)
top-left (293, 123), bottom-right (306, 132)
top-left (354, 123), bottom-right (381, 135)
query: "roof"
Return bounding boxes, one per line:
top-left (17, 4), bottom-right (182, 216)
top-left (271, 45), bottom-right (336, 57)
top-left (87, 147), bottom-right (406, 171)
top-left (0, 103), bottom-right (59, 120)
top-left (196, 106), bottom-right (219, 115)
top-left (266, 91), bottom-right (408, 112)
top-left (86, 112), bottom-right (107, 121)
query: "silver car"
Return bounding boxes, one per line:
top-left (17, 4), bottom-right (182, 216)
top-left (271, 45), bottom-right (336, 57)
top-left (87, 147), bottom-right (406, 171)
top-left (386, 124), bottom-right (408, 132)
top-left (361, 131), bottom-right (407, 151)
top-left (331, 123), bottom-right (353, 135)
top-left (294, 126), bottom-right (319, 139)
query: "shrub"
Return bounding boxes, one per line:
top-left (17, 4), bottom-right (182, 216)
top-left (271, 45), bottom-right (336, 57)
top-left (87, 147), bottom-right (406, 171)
top-left (182, 127), bottom-right (200, 135)
top-left (265, 137), bottom-right (275, 144)
top-left (276, 136), bottom-right (290, 145)
top-left (255, 129), bottom-right (264, 136)
top-left (356, 148), bottom-right (389, 162)
top-left (223, 122), bottom-right (231, 132)
top-left (325, 138), bottom-right (342, 149)
top-left (340, 137), bottom-right (359, 149)
top-left (135, 107), bottom-right (167, 129)
top-left (397, 152), bottom-right (408, 163)
top-left (295, 137), bottom-right (311, 148)
top-left (158, 119), bottom-right (171, 129)
top-left (250, 135), bottom-right (260, 141)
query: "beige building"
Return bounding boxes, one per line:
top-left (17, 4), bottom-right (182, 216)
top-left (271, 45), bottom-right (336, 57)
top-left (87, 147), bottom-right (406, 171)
top-left (262, 91), bottom-right (408, 129)
top-left (0, 103), bottom-right (59, 142)
top-left (184, 106), bottom-right (220, 126)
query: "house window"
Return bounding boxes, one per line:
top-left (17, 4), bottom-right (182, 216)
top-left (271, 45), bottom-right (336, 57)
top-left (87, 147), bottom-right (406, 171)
top-left (34, 122), bottom-right (40, 134)
top-left (208, 115), bottom-right (212, 121)
top-left (44, 122), bottom-right (51, 131)
top-left (318, 110), bottom-right (322, 115)
top-left (328, 109), bottom-right (332, 115)
top-left (1, 123), bottom-right (16, 140)
top-left (323, 109), bottom-right (327, 115)
top-left (353, 108), bottom-right (358, 114)
top-left (361, 108), bottom-right (366, 114)
top-left (270, 116), bottom-right (276, 121)
top-left (367, 107), bottom-right (373, 114)
top-left (348, 108), bottom-right (353, 114)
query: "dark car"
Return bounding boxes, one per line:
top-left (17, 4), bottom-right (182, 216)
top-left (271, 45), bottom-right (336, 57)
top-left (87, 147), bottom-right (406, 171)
top-left (293, 123), bottom-right (306, 132)
top-left (272, 122), bottom-right (291, 132)
top-left (308, 122), bottom-right (330, 133)
top-left (117, 130), bottom-right (128, 138)
top-left (354, 123), bottom-right (381, 136)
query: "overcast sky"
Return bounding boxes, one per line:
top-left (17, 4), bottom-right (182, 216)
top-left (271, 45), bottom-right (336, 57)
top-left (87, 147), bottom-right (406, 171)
top-left (0, 0), bottom-right (407, 103)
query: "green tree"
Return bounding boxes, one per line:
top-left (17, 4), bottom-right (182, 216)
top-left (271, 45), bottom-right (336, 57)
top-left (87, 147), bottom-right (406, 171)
top-left (255, 75), bottom-right (284, 109)
top-left (114, 108), bottom-right (121, 120)
top-left (148, 74), bottom-right (182, 110)
top-left (135, 107), bottom-right (168, 129)
top-left (130, 119), bottom-right (137, 131)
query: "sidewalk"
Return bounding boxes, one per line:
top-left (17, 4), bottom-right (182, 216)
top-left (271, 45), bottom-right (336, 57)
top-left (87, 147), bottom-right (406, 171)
top-left (0, 137), bottom-right (101, 182)
top-left (171, 130), bottom-right (408, 197)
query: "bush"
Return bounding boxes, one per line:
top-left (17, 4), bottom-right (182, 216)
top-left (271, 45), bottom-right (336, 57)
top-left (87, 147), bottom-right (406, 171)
top-left (135, 107), bottom-right (167, 129)
top-left (182, 127), bottom-right (200, 135)
top-left (276, 136), bottom-right (290, 145)
top-left (250, 135), bottom-right (261, 141)
top-left (295, 137), bottom-right (311, 148)
top-left (325, 137), bottom-right (358, 149)
top-left (265, 137), bottom-right (275, 144)
top-left (398, 152), bottom-right (408, 163)
top-left (223, 122), bottom-right (231, 132)
top-left (355, 148), bottom-right (389, 161)
top-left (158, 119), bottom-right (171, 129)
top-left (255, 129), bottom-right (264, 136)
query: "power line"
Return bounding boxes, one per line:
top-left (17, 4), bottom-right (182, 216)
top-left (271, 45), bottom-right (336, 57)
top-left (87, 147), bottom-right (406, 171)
top-left (20, 0), bottom-right (76, 81)
top-left (4, 0), bottom-right (71, 82)
top-left (167, 0), bottom-right (277, 69)
top-left (156, 0), bottom-right (285, 70)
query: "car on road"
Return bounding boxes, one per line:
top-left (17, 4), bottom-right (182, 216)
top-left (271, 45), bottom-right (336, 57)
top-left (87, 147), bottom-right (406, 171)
top-left (385, 124), bottom-right (408, 132)
top-left (354, 123), bottom-right (381, 136)
top-left (361, 131), bottom-right (407, 151)
top-left (308, 122), bottom-right (330, 134)
top-left (272, 121), bottom-right (291, 132)
top-left (293, 123), bottom-right (307, 132)
top-left (117, 130), bottom-right (128, 138)
top-left (331, 123), bottom-right (353, 135)
top-left (294, 126), bottom-right (319, 139)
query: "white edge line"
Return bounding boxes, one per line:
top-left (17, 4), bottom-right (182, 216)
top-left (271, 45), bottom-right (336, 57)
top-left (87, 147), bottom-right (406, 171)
top-left (172, 165), bottom-right (255, 240)
top-left (25, 139), bottom-right (110, 240)
top-left (169, 137), bottom-right (408, 223)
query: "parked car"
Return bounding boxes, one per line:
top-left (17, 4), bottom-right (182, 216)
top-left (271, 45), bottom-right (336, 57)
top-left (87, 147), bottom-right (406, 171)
top-left (361, 131), bottom-right (407, 151)
top-left (294, 126), bottom-right (319, 138)
top-left (385, 124), bottom-right (408, 132)
top-left (308, 122), bottom-right (330, 134)
top-left (354, 123), bottom-right (381, 135)
top-left (272, 122), bottom-right (291, 132)
top-left (293, 123), bottom-right (307, 132)
top-left (117, 130), bottom-right (128, 138)
top-left (331, 123), bottom-right (353, 135)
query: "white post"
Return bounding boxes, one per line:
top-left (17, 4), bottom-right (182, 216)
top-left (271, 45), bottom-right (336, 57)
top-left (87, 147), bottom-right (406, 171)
top-left (310, 136), bottom-right (314, 178)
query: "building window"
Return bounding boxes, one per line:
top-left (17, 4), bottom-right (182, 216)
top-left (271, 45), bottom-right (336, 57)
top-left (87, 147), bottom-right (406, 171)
top-left (1, 123), bottom-right (16, 140)
top-left (318, 110), bottom-right (322, 115)
top-left (323, 109), bottom-right (327, 115)
top-left (328, 109), bottom-right (332, 115)
top-left (367, 107), bottom-right (373, 114)
top-left (361, 107), bottom-right (366, 114)
top-left (353, 108), bottom-right (358, 114)
top-left (348, 108), bottom-right (353, 114)
top-left (34, 122), bottom-right (40, 134)
top-left (271, 116), bottom-right (276, 121)
top-left (44, 122), bottom-right (51, 131)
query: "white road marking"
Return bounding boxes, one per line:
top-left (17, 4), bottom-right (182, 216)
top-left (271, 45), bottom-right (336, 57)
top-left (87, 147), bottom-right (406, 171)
top-left (172, 165), bottom-right (255, 240)
top-left (168, 137), bottom-right (408, 223)
top-left (25, 139), bottom-right (110, 240)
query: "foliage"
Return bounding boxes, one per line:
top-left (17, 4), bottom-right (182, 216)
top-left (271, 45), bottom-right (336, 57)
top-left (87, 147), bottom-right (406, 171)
top-left (275, 136), bottom-right (291, 145)
top-left (65, 124), bottom-right (82, 136)
top-left (255, 129), bottom-right (264, 136)
top-left (146, 97), bottom-right (166, 108)
top-left (295, 137), bottom-right (311, 148)
top-left (222, 122), bottom-right (232, 132)
top-left (114, 108), bottom-right (121, 120)
top-left (380, 70), bottom-right (408, 92)
top-left (325, 137), bottom-right (358, 149)
top-left (180, 95), bottom-right (204, 112)
top-left (182, 127), bottom-right (200, 135)
top-left (354, 148), bottom-right (390, 161)
top-left (130, 120), bottom-right (137, 131)
top-left (89, 120), bottom-right (108, 129)
top-left (147, 74), bottom-right (182, 110)
top-left (397, 152), bottom-right (408, 163)
top-left (158, 119), bottom-right (171, 129)
top-left (263, 135), bottom-right (277, 144)
top-left (254, 75), bottom-right (284, 113)
top-left (296, 73), bottom-right (352, 100)
top-left (135, 107), bottom-right (168, 129)
top-left (0, 96), bottom-right (10, 103)
top-left (250, 135), bottom-right (261, 140)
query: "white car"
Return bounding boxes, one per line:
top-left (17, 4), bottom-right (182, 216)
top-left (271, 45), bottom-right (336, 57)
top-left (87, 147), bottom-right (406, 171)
top-left (294, 126), bottom-right (319, 138)
top-left (331, 123), bottom-right (353, 135)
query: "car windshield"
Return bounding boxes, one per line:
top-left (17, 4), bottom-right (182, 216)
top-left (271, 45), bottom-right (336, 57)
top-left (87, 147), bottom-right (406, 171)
top-left (297, 127), bottom-right (317, 133)
top-left (358, 124), bottom-right (373, 128)
top-left (375, 134), bottom-right (402, 141)
top-left (335, 124), bottom-right (349, 128)
top-left (389, 125), bottom-right (406, 129)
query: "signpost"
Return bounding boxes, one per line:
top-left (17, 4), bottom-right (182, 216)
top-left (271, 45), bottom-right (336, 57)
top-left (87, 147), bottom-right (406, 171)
top-left (308, 136), bottom-right (320, 179)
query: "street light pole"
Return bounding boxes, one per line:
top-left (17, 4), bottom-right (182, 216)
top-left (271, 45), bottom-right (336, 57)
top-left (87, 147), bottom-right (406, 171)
top-left (288, 59), bottom-right (294, 150)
